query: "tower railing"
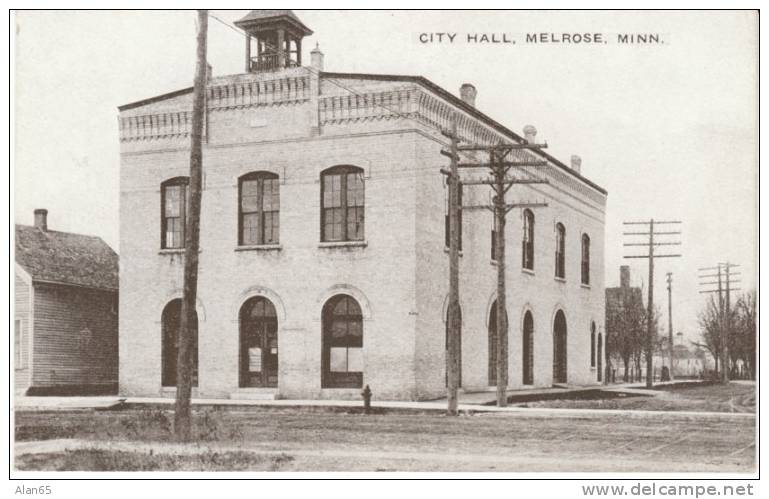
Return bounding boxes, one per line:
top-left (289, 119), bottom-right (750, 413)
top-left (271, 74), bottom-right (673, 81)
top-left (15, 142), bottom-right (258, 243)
top-left (250, 54), bottom-right (299, 72)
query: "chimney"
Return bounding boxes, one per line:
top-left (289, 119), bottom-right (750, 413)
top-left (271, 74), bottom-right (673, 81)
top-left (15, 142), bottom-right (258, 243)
top-left (523, 125), bottom-right (537, 144)
top-left (620, 265), bottom-right (630, 288)
top-left (311, 43), bottom-right (324, 71)
top-left (571, 155), bottom-right (582, 174)
top-left (34, 208), bottom-right (48, 231)
top-left (459, 83), bottom-right (477, 107)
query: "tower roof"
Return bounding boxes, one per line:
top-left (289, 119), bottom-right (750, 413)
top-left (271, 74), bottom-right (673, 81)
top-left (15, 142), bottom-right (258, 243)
top-left (234, 10), bottom-right (313, 36)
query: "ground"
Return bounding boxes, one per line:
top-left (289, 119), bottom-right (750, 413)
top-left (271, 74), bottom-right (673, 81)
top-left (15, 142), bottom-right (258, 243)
top-left (514, 381), bottom-right (756, 413)
top-left (14, 383), bottom-right (756, 472)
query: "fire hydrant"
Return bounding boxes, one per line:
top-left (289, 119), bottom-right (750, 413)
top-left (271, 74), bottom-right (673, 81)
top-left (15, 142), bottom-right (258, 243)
top-left (361, 384), bottom-right (372, 414)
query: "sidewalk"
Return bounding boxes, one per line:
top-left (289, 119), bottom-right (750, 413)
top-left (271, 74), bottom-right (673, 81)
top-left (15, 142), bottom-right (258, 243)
top-left (13, 391), bottom-right (754, 420)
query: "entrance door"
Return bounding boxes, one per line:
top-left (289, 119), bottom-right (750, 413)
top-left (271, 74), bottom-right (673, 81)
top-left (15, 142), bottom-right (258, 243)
top-left (240, 297), bottom-right (278, 388)
top-left (552, 310), bottom-right (567, 384)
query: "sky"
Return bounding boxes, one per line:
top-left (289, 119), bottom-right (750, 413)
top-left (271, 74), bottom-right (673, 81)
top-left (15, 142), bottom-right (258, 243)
top-left (13, 10), bottom-right (757, 343)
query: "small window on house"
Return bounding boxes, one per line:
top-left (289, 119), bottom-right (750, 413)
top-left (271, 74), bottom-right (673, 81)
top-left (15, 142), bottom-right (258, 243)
top-left (14, 319), bottom-right (23, 369)
top-left (239, 172), bottom-right (280, 245)
top-left (581, 234), bottom-right (591, 285)
top-left (522, 209), bottom-right (535, 270)
top-left (444, 181), bottom-right (463, 250)
top-left (321, 166), bottom-right (364, 242)
top-left (161, 177), bottom-right (189, 249)
top-left (555, 223), bottom-right (566, 279)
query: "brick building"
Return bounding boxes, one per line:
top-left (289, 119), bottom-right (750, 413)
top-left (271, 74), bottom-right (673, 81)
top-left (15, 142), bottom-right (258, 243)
top-left (117, 11), bottom-right (607, 400)
top-left (14, 209), bottom-right (119, 395)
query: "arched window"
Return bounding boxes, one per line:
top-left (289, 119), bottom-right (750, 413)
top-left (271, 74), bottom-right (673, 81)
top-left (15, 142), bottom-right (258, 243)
top-left (522, 209), bottom-right (535, 270)
top-left (488, 300), bottom-right (509, 386)
top-left (555, 223), bottom-right (566, 279)
top-left (161, 299), bottom-right (198, 387)
top-left (239, 297), bottom-right (278, 388)
top-left (590, 321), bottom-right (596, 367)
top-left (239, 172), bottom-right (280, 245)
top-left (321, 165), bottom-right (364, 242)
top-left (523, 311), bottom-right (534, 385)
top-left (581, 234), bottom-right (591, 285)
top-left (322, 295), bottom-right (363, 388)
top-left (553, 310), bottom-right (567, 384)
top-left (597, 331), bottom-right (603, 382)
top-left (161, 177), bottom-right (189, 249)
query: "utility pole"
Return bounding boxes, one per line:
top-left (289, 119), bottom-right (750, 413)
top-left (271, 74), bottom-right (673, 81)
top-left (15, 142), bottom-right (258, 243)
top-left (441, 121), bottom-right (461, 416)
top-left (442, 133), bottom-right (548, 407)
top-left (175, 9), bottom-right (207, 441)
top-left (666, 272), bottom-right (674, 381)
top-left (698, 263), bottom-right (740, 382)
top-left (623, 219), bottom-right (682, 388)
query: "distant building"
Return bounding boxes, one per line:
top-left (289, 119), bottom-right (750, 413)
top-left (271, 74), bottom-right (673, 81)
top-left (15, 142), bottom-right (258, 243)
top-left (14, 209), bottom-right (119, 395)
top-left (605, 266), bottom-right (645, 381)
top-left (117, 10), bottom-right (606, 400)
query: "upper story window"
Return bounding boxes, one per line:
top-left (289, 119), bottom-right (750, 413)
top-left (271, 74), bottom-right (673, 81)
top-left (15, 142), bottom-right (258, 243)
top-left (239, 172), bottom-right (280, 246)
top-left (444, 181), bottom-right (463, 250)
top-left (522, 209), bottom-right (535, 270)
top-left (581, 234), bottom-right (591, 285)
top-left (161, 177), bottom-right (189, 249)
top-left (555, 223), bottom-right (566, 279)
top-left (321, 165), bottom-right (365, 242)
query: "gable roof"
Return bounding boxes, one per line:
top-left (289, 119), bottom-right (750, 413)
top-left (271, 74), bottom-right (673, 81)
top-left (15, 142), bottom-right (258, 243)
top-left (15, 224), bottom-right (119, 291)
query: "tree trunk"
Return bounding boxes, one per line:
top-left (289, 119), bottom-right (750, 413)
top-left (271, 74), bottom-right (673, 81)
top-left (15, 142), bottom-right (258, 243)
top-left (174, 9), bottom-right (208, 442)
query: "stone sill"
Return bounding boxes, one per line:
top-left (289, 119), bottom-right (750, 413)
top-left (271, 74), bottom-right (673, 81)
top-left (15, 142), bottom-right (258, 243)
top-left (581, 283), bottom-right (592, 290)
top-left (319, 240), bottom-right (367, 249)
top-left (443, 247), bottom-right (464, 257)
top-left (554, 276), bottom-right (567, 283)
top-left (235, 244), bottom-right (282, 252)
top-left (522, 268), bottom-right (535, 276)
top-left (158, 248), bottom-right (202, 255)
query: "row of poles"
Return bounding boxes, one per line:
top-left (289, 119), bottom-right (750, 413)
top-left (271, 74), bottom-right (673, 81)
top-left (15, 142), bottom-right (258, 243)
top-left (441, 121), bottom-right (549, 414)
top-left (698, 262), bottom-right (740, 382)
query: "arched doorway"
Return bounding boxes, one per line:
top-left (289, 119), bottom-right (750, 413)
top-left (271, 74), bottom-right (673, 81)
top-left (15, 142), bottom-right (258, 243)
top-left (239, 296), bottom-right (278, 388)
top-left (161, 299), bottom-right (198, 387)
top-left (522, 311), bottom-right (534, 385)
top-left (552, 310), bottom-right (567, 384)
top-left (322, 294), bottom-right (363, 388)
top-left (488, 300), bottom-right (509, 386)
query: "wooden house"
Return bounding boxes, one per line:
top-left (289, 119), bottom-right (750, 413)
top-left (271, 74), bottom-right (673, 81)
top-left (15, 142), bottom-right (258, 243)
top-left (14, 209), bottom-right (119, 395)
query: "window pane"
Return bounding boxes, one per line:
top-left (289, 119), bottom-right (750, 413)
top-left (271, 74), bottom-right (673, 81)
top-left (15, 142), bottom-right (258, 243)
top-left (331, 319), bottom-right (348, 340)
top-left (329, 347), bottom-right (348, 372)
top-left (165, 185), bottom-right (181, 217)
top-left (324, 174), bottom-right (342, 208)
top-left (262, 178), bottom-right (279, 211)
top-left (347, 207), bottom-right (364, 240)
top-left (347, 347), bottom-right (363, 372)
top-left (242, 213), bottom-right (260, 245)
top-left (241, 179), bottom-right (260, 212)
top-left (347, 172), bottom-right (364, 206)
top-left (264, 211), bottom-right (279, 244)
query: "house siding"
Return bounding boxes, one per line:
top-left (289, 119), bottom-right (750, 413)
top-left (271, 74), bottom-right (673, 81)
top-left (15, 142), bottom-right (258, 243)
top-left (14, 272), bottom-right (32, 394)
top-left (31, 283), bottom-right (118, 389)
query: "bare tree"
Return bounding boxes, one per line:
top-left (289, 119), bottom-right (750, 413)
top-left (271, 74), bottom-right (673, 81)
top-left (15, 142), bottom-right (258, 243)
top-left (731, 291), bottom-right (756, 379)
top-left (694, 295), bottom-right (723, 377)
top-left (606, 287), bottom-right (645, 382)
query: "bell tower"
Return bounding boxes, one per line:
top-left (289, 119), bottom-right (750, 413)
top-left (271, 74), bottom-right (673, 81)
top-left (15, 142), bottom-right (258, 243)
top-left (234, 10), bottom-right (313, 73)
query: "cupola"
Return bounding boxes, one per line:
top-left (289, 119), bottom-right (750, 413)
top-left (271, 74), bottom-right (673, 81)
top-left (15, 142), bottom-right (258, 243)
top-left (234, 10), bottom-right (313, 73)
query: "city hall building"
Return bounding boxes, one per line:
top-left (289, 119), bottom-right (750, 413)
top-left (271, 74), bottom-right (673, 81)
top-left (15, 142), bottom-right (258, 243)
top-left (118, 11), bottom-right (607, 400)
